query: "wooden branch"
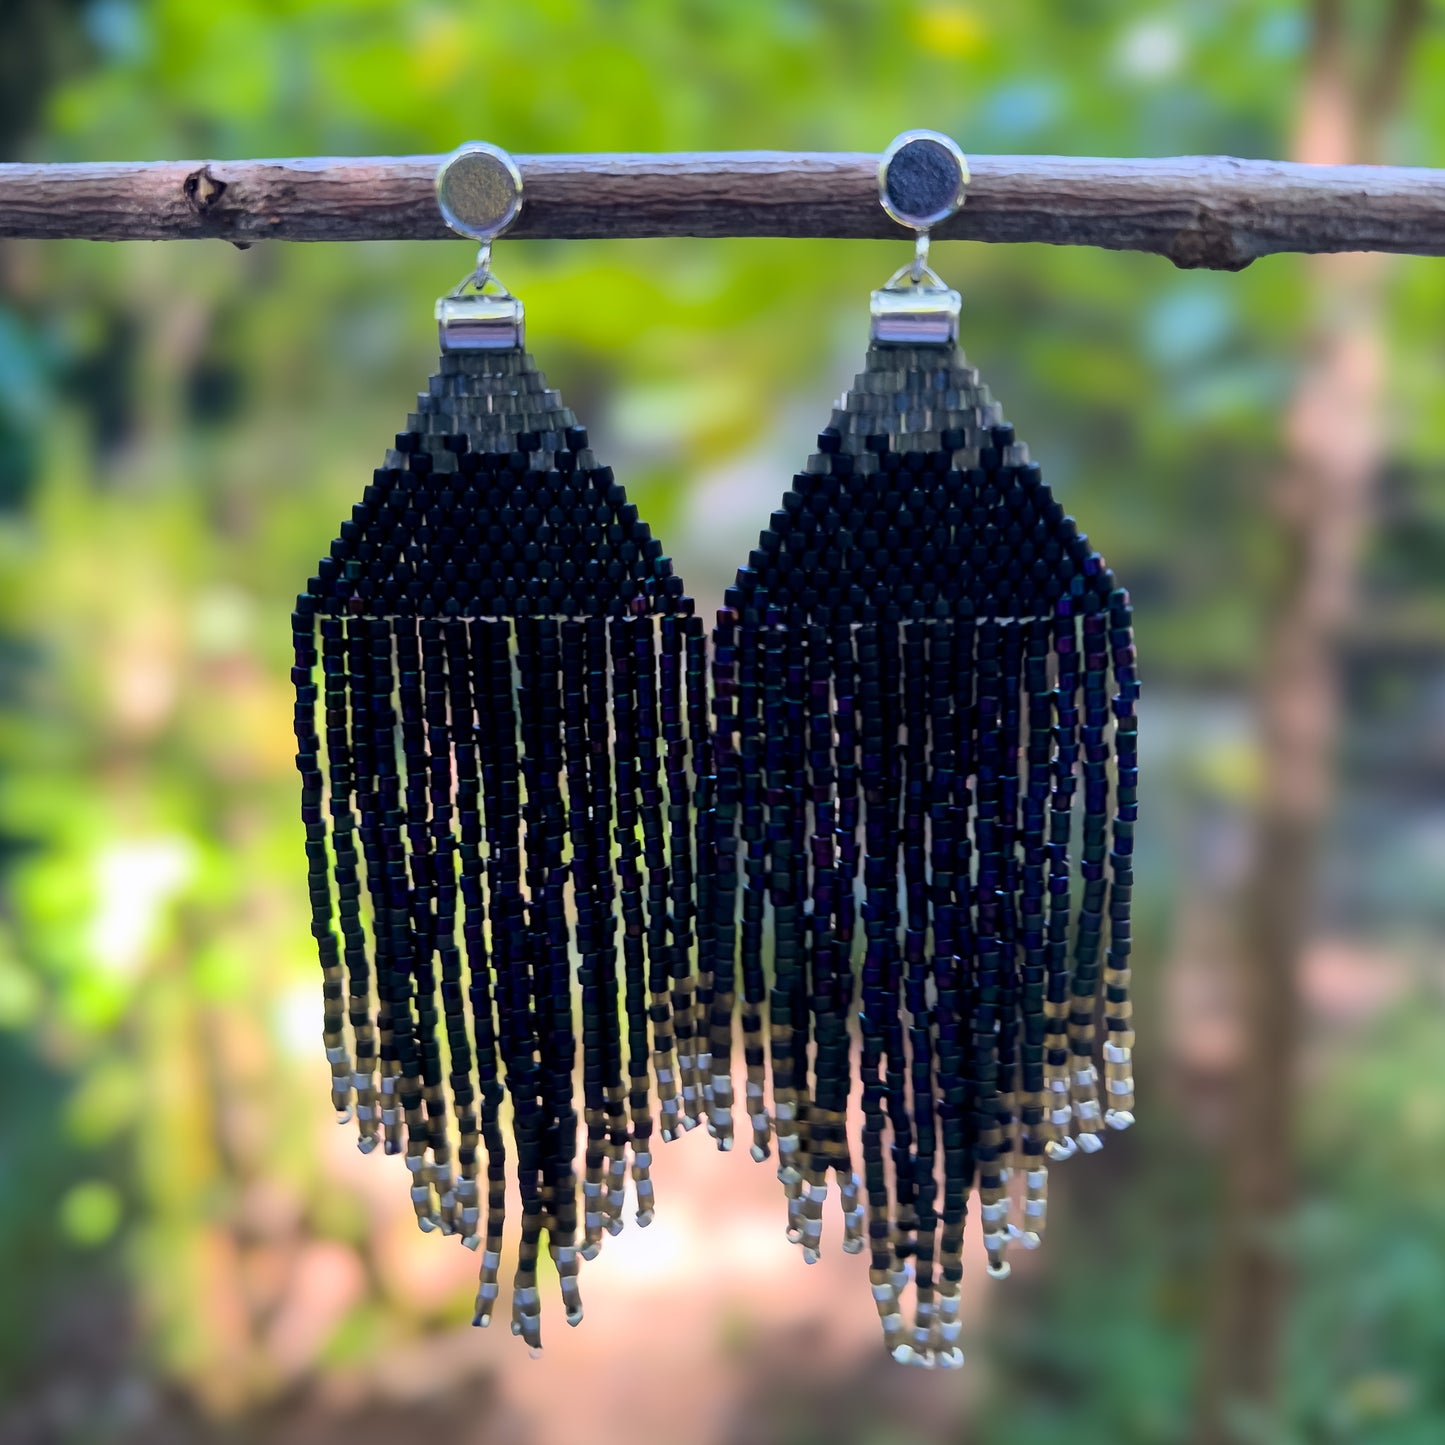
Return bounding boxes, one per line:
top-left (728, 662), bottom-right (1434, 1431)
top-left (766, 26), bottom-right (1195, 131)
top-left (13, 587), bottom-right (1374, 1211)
top-left (1, 152), bottom-right (1443, 268)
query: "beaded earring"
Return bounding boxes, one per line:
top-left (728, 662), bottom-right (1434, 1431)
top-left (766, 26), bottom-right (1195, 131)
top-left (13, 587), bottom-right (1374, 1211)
top-left (290, 144), bottom-right (710, 1352)
top-left (709, 132), bottom-right (1140, 1367)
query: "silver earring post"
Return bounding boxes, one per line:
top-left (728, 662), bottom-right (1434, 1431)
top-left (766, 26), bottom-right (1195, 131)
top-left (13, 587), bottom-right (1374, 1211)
top-left (871, 130), bottom-right (968, 346)
top-left (435, 142), bottom-right (526, 352)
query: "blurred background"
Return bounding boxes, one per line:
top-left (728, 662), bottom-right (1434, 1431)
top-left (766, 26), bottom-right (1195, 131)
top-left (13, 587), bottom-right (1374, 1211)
top-left (3, 2), bottom-right (1445, 1442)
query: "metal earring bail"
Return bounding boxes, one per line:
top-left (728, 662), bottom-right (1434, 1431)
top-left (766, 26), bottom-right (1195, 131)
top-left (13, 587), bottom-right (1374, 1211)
top-left (435, 142), bottom-right (527, 352)
top-left (871, 129), bottom-right (968, 346)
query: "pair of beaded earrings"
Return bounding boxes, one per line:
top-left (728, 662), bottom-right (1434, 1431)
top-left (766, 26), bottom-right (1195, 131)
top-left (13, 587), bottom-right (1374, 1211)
top-left (291, 133), bottom-right (1138, 1367)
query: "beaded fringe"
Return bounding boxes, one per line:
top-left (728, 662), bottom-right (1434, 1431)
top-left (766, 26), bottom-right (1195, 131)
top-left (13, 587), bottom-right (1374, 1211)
top-left (292, 340), bottom-right (1140, 1364)
top-left (710, 341), bottom-right (1139, 1368)
top-left (291, 349), bottom-right (708, 1350)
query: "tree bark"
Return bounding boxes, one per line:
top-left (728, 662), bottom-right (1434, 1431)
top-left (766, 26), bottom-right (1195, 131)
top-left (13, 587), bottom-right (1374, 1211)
top-left (0, 153), bottom-right (1442, 264)
top-left (1191, 5), bottom-right (1415, 1440)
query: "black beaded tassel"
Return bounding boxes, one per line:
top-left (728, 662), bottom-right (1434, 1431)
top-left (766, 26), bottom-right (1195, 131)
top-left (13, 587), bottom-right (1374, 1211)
top-left (291, 343), bottom-right (705, 1351)
top-left (710, 336), bottom-right (1140, 1367)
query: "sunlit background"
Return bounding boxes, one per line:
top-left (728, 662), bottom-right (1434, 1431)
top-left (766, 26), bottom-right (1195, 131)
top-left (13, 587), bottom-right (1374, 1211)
top-left (4, 3), bottom-right (1445, 1442)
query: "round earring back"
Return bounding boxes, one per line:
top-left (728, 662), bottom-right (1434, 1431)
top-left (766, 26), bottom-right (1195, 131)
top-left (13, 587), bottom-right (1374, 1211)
top-left (878, 130), bottom-right (969, 232)
top-left (436, 141), bottom-right (524, 242)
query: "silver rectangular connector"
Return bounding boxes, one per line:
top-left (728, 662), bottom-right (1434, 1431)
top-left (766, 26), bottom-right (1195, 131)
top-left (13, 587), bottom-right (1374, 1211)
top-left (437, 293), bottom-right (525, 352)
top-left (869, 285), bottom-right (961, 346)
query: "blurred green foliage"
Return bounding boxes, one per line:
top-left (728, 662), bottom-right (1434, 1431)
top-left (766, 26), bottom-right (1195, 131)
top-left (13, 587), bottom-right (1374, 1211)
top-left (3, 2), bottom-right (1445, 1441)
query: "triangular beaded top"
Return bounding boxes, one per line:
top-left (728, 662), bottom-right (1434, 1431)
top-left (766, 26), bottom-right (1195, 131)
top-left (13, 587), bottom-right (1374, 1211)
top-left (310, 350), bottom-right (684, 621)
top-left (706, 339), bottom-right (1140, 1367)
top-left (731, 343), bottom-right (1114, 623)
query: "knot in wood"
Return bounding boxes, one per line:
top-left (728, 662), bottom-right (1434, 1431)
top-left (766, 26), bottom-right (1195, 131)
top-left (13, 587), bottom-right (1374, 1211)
top-left (183, 165), bottom-right (228, 217)
top-left (1167, 207), bottom-right (1253, 271)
